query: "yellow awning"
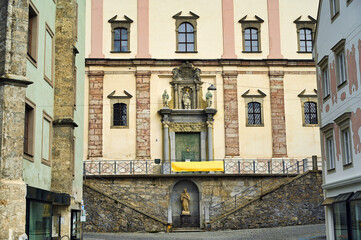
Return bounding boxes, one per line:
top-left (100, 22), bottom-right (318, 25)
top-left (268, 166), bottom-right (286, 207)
top-left (171, 161), bottom-right (224, 172)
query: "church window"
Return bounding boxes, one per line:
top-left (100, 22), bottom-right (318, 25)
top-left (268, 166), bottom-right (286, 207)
top-left (244, 28), bottom-right (259, 52)
top-left (299, 28), bottom-right (313, 53)
top-left (109, 15), bottom-right (133, 53)
top-left (247, 102), bottom-right (262, 125)
top-left (113, 103), bottom-right (127, 126)
top-left (178, 23), bottom-right (195, 52)
top-left (304, 101), bottom-right (318, 125)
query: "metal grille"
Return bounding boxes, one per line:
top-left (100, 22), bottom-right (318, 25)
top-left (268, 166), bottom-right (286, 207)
top-left (304, 101), bottom-right (318, 124)
top-left (113, 103), bottom-right (127, 126)
top-left (248, 102), bottom-right (261, 125)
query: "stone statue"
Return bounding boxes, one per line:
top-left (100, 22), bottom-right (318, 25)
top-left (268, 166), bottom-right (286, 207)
top-left (193, 68), bottom-right (201, 81)
top-left (206, 90), bottom-right (213, 108)
top-left (181, 188), bottom-right (191, 215)
top-left (162, 90), bottom-right (169, 107)
top-left (182, 91), bottom-right (191, 109)
top-left (172, 68), bottom-right (182, 81)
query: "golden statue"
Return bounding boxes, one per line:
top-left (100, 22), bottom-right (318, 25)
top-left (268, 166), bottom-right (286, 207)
top-left (181, 188), bottom-right (191, 215)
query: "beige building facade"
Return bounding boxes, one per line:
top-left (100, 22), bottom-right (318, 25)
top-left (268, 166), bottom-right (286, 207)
top-left (85, 0), bottom-right (321, 165)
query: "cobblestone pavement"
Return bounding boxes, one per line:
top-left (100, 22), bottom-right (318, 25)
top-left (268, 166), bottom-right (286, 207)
top-left (84, 224), bottom-right (326, 240)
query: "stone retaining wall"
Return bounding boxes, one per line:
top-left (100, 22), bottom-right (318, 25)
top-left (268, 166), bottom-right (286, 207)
top-left (83, 172), bottom-right (324, 232)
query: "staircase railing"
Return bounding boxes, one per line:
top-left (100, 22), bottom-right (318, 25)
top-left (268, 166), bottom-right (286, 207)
top-left (207, 160), bottom-right (309, 223)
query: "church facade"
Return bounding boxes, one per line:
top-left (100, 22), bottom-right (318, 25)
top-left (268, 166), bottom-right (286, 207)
top-left (85, 0), bottom-right (321, 165)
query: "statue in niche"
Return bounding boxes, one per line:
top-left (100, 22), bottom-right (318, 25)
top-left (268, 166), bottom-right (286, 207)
top-left (162, 90), bottom-right (169, 107)
top-left (206, 90), bottom-right (213, 108)
top-left (181, 188), bottom-right (191, 215)
top-left (182, 90), bottom-right (191, 109)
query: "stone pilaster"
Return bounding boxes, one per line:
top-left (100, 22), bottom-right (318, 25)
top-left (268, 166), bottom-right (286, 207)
top-left (0, 1), bottom-right (31, 239)
top-left (222, 71), bottom-right (240, 156)
top-left (269, 70), bottom-right (287, 157)
top-left (136, 71), bottom-right (151, 159)
top-left (88, 71), bottom-right (104, 158)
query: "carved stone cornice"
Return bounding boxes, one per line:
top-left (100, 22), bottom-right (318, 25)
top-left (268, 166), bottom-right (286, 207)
top-left (169, 122), bottom-right (207, 132)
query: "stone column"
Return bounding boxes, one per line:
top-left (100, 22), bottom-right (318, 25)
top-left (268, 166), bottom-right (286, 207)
top-left (269, 70), bottom-right (287, 157)
top-left (0, 1), bottom-right (31, 239)
top-left (207, 122), bottom-right (213, 161)
top-left (163, 121), bottom-right (169, 161)
top-left (136, 70), bottom-right (151, 159)
top-left (222, 71), bottom-right (240, 156)
top-left (88, 71), bottom-right (104, 158)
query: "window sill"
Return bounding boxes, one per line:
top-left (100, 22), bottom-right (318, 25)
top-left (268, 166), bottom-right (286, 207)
top-left (303, 124), bottom-right (319, 127)
top-left (297, 51), bottom-right (312, 54)
top-left (111, 125), bottom-right (129, 129)
top-left (27, 53), bottom-right (38, 68)
top-left (323, 94), bottom-right (330, 102)
top-left (347, 0), bottom-right (353, 6)
top-left (110, 51), bottom-right (131, 53)
top-left (175, 51), bottom-right (198, 53)
top-left (327, 167), bottom-right (336, 174)
top-left (242, 51), bottom-right (262, 53)
top-left (24, 153), bottom-right (34, 162)
top-left (331, 12), bottom-right (339, 23)
top-left (41, 159), bottom-right (51, 167)
top-left (246, 124), bottom-right (264, 127)
top-left (343, 161), bottom-right (353, 170)
top-left (44, 76), bottom-right (54, 88)
top-left (337, 80), bottom-right (347, 90)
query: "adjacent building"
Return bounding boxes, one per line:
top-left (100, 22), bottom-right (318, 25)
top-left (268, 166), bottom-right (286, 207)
top-left (0, 0), bottom-right (85, 239)
top-left (314, 0), bottom-right (361, 239)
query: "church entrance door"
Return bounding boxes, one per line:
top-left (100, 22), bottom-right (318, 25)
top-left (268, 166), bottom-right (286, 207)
top-left (175, 133), bottom-right (200, 162)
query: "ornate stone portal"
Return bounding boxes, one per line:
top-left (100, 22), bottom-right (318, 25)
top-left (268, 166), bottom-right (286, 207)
top-left (159, 62), bottom-right (217, 165)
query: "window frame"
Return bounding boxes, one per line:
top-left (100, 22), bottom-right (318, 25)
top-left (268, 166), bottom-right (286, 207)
top-left (242, 89), bottom-right (266, 127)
top-left (334, 112), bottom-right (353, 168)
top-left (318, 56), bottom-right (330, 100)
top-left (177, 22), bottom-right (195, 53)
top-left (330, 0), bottom-right (340, 21)
top-left (24, 99), bottom-right (36, 162)
top-left (113, 102), bottom-right (128, 127)
top-left (321, 123), bottom-right (336, 172)
top-left (43, 23), bottom-right (55, 87)
top-left (239, 15), bottom-right (264, 53)
top-left (27, 1), bottom-right (39, 67)
top-left (173, 11), bottom-right (199, 53)
top-left (303, 101), bottom-right (319, 126)
top-left (294, 16), bottom-right (316, 54)
top-left (243, 27), bottom-right (260, 53)
top-left (298, 28), bottom-right (313, 53)
top-left (109, 15), bottom-right (133, 53)
top-left (108, 90), bottom-right (133, 129)
top-left (332, 39), bottom-right (347, 88)
top-left (41, 111), bottom-right (52, 166)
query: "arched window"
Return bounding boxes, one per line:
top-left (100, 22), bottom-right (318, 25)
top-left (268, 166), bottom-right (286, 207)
top-left (244, 28), bottom-right (259, 52)
top-left (113, 103), bottom-right (127, 126)
top-left (114, 28), bottom-right (128, 52)
top-left (304, 101), bottom-right (318, 124)
top-left (299, 28), bottom-right (312, 53)
top-left (248, 102), bottom-right (262, 125)
top-left (178, 22), bottom-right (194, 52)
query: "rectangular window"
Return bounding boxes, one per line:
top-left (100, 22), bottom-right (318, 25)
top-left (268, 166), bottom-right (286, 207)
top-left (28, 2), bottom-right (39, 65)
top-left (323, 67), bottom-right (330, 98)
top-left (44, 24), bottom-right (54, 86)
top-left (334, 202), bottom-right (349, 240)
top-left (341, 128), bottom-right (352, 165)
top-left (327, 136), bottom-right (335, 170)
top-left (330, 0), bottom-right (339, 18)
top-left (42, 112), bottom-right (52, 165)
top-left (337, 51), bottom-right (347, 85)
top-left (24, 101), bottom-right (35, 160)
top-left (351, 200), bottom-right (361, 240)
top-left (27, 200), bottom-right (52, 240)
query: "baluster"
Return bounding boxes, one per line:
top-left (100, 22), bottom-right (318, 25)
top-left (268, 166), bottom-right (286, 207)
top-left (253, 160), bottom-right (256, 174)
top-left (282, 160), bottom-right (285, 174)
top-left (268, 160), bottom-right (271, 174)
top-left (98, 161), bottom-right (101, 175)
top-left (114, 161), bottom-right (117, 174)
top-left (297, 161), bottom-right (299, 174)
top-left (238, 160), bottom-right (240, 174)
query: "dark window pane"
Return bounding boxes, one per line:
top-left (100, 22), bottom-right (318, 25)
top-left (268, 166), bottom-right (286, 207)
top-left (334, 202), bottom-right (349, 240)
top-left (351, 200), bottom-right (361, 240)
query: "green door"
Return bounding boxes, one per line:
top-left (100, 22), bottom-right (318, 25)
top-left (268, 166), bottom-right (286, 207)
top-left (175, 133), bottom-right (200, 162)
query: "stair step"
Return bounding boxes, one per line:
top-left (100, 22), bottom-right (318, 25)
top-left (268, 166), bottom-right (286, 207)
top-left (172, 228), bottom-right (204, 232)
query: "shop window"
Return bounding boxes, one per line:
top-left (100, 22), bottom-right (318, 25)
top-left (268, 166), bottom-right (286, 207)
top-left (239, 15), bottom-right (264, 53)
top-left (27, 200), bottom-right (52, 240)
top-left (173, 11), bottom-right (199, 53)
top-left (350, 192), bottom-right (361, 240)
top-left (334, 202), bottom-right (349, 240)
top-left (109, 15), bottom-right (133, 53)
top-left (28, 1), bottom-right (39, 65)
top-left (24, 100), bottom-right (35, 161)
